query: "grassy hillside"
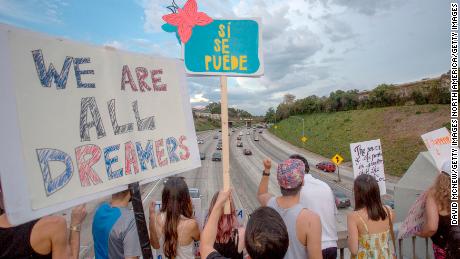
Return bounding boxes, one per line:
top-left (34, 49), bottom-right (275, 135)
top-left (194, 117), bottom-right (247, 132)
top-left (270, 104), bottom-right (449, 176)
top-left (194, 118), bottom-right (221, 131)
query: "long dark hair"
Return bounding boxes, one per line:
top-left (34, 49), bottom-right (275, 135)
top-left (160, 177), bottom-right (193, 258)
top-left (207, 191), bottom-right (238, 243)
top-left (354, 174), bottom-right (387, 221)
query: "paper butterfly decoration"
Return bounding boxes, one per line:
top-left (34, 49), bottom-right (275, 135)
top-left (162, 0), bottom-right (213, 44)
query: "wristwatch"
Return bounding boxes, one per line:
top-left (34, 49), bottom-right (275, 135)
top-left (262, 170), bottom-right (270, 176)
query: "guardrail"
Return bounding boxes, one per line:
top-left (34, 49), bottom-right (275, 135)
top-left (336, 230), bottom-right (431, 259)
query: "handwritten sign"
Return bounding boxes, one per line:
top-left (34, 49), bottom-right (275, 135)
top-left (398, 191), bottom-right (428, 239)
top-left (183, 19), bottom-right (263, 76)
top-left (350, 139), bottom-right (386, 195)
top-left (0, 24), bottom-right (200, 225)
top-left (421, 127), bottom-right (450, 170)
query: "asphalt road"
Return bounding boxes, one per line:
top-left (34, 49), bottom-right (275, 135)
top-left (72, 127), bottom-right (394, 258)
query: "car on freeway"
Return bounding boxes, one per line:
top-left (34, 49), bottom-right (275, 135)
top-left (218, 139), bottom-right (222, 144)
top-left (200, 152), bottom-right (206, 160)
top-left (246, 131), bottom-right (250, 135)
top-left (239, 132), bottom-right (243, 136)
top-left (216, 144), bottom-right (222, 150)
top-left (253, 128), bottom-right (256, 131)
top-left (237, 141), bottom-right (243, 147)
top-left (197, 139), bottom-right (204, 144)
top-left (243, 149), bottom-right (252, 155)
top-left (333, 190), bottom-right (351, 209)
top-left (254, 136), bottom-right (259, 141)
top-left (231, 129), bottom-right (235, 132)
top-left (237, 136), bottom-right (242, 140)
top-left (316, 161), bottom-right (336, 173)
top-left (213, 135), bottom-right (219, 139)
top-left (218, 129), bottom-right (222, 132)
top-left (189, 188), bottom-right (202, 199)
top-left (259, 130), bottom-right (263, 134)
top-left (212, 152), bottom-right (222, 161)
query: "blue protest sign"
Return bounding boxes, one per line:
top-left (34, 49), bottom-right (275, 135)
top-left (183, 19), bottom-right (263, 77)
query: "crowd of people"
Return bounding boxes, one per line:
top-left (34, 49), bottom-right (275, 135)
top-left (0, 154), bottom-right (458, 259)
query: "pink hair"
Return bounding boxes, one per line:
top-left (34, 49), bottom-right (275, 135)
top-left (207, 192), bottom-right (239, 243)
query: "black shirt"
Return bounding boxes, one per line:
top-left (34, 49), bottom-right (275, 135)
top-left (207, 251), bottom-right (230, 259)
top-left (0, 219), bottom-right (52, 258)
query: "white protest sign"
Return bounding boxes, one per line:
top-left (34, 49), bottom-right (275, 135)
top-left (350, 139), bottom-right (386, 195)
top-left (0, 24), bottom-right (200, 225)
top-left (421, 127), bottom-right (450, 170)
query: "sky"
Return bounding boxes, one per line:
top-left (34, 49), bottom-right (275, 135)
top-left (0, 0), bottom-right (450, 115)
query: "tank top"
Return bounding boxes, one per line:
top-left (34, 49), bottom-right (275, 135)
top-left (155, 213), bottom-right (195, 259)
top-left (431, 214), bottom-right (451, 249)
top-left (267, 197), bottom-right (308, 259)
top-left (0, 219), bottom-right (52, 259)
top-left (354, 213), bottom-right (393, 259)
top-left (213, 229), bottom-right (243, 259)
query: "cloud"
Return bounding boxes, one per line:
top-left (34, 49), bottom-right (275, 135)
top-left (0, 0), bottom-right (67, 24)
top-left (190, 93), bottom-right (210, 103)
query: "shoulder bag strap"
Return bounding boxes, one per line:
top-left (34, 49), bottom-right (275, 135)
top-left (385, 206), bottom-right (397, 257)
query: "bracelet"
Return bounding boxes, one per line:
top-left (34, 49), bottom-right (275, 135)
top-left (262, 170), bottom-right (270, 176)
top-left (69, 224), bottom-right (81, 232)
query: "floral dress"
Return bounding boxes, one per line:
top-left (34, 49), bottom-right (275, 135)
top-left (354, 214), bottom-right (394, 259)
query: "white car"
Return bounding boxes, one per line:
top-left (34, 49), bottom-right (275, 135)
top-left (239, 132), bottom-right (243, 136)
top-left (246, 131), bottom-right (250, 135)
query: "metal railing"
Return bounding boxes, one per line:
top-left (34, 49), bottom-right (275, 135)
top-left (336, 231), bottom-right (431, 259)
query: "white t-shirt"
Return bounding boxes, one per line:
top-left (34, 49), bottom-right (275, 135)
top-left (300, 174), bottom-right (338, 249)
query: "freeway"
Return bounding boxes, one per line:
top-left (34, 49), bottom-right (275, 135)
top-left (70, 127), bottom-right (393, 258)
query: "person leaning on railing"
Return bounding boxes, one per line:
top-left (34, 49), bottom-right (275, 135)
top-left (415, 160), bottom-right (457, 259)
top-left (347, 174), bottom-right (396, 259)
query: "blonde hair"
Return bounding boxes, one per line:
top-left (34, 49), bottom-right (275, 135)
top-left (430, 173), bottom-right (451, 212)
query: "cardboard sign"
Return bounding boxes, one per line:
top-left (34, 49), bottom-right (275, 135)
top-left (421, 127), bottom-right (450, 170)
top-left (183, 19), bottom-right (263, 76)
top-left (398, 191), bottom-right (428, 239)
top-left (350, 139), bottom-right (386, 195)
top-left (0, 24), bottom-right (200, 225)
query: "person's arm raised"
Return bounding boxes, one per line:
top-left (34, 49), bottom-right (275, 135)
top-left (257, 159), bottom-right (273, 206)
top-left (200, 190), bottom-right (231, 258)
top-left (69, 204), bottom-right (86, 259)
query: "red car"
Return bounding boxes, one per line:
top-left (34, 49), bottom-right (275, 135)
top-left (316, 161), bottom-right (336, 173)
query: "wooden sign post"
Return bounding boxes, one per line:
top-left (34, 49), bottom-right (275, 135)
top-left (220, 76), bottom-right (231, 213)
top-left (162, 0), bottom-right (263, 215)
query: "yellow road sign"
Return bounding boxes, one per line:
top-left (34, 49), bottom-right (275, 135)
top-left (301, 136), bottom-right (308, 143)
top-left (331, 154), bottom-right (344, 165)
top-left (274, 125), bottom-right (278, 129)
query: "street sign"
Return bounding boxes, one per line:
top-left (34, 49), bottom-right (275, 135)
top-left (331, 154), bottom-right (344, 165)
top-left (274, 125), bottom-right (278, 129)
top-left (301, 136), bottom-right (308, 143)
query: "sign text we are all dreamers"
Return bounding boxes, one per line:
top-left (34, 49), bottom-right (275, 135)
top-left (0, 24), bottom-right (199, 224)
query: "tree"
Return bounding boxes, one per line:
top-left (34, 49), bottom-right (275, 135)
top-left (283, 93), bottom-right (296, 104)
top-left (265, 107), bottom-right (276, 122)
